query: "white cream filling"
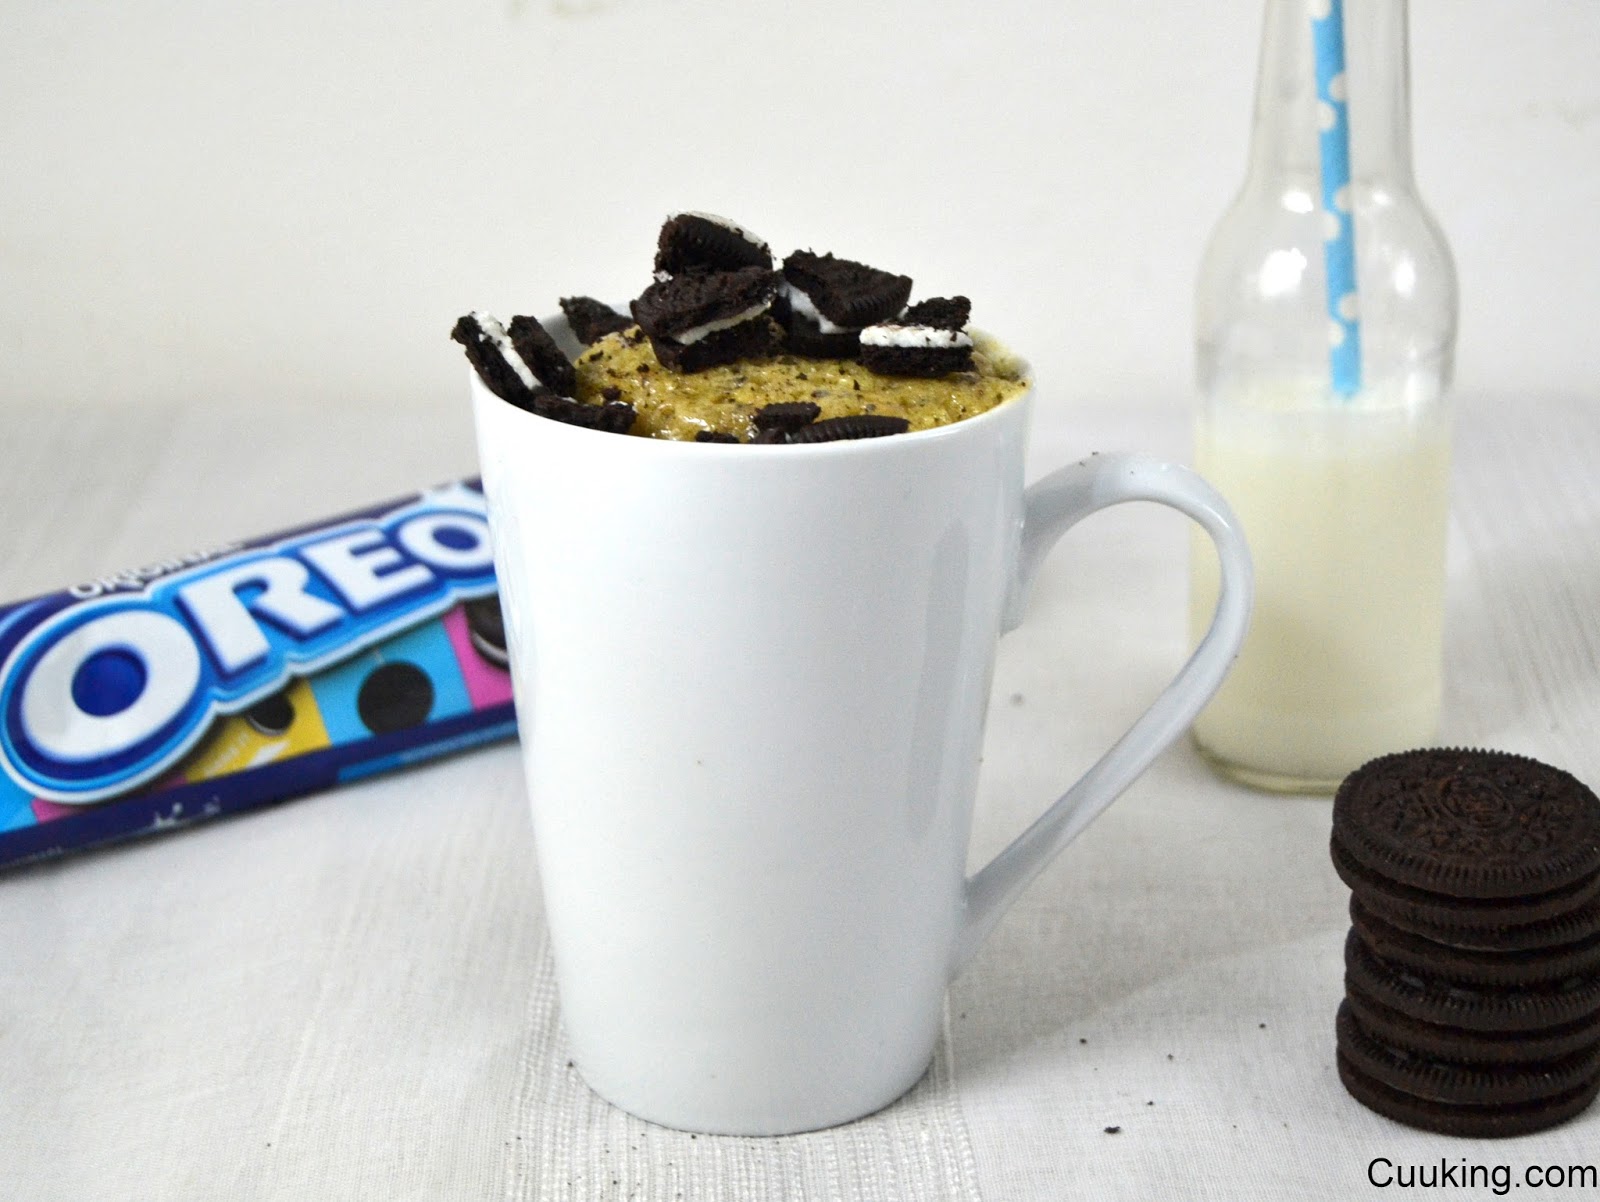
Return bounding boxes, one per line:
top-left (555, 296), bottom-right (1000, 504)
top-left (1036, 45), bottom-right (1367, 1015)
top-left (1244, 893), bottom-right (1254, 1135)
top-left (470, 310), bottom-right (536, 390)
top-left (859, 323), bottom-right (973, 350)
top-left (781, 282), bottom-right (852, 335)
top-left (672, 301), bottom-right (771, 345)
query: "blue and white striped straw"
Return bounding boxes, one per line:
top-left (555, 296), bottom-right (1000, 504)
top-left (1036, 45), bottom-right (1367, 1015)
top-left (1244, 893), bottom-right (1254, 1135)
top-left (1311, 0), bottom-right (1362, 397)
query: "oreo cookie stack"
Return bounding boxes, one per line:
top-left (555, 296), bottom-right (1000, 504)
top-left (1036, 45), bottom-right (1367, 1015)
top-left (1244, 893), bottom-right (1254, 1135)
top-left (1330, 748), bottom-right (1600, 1137)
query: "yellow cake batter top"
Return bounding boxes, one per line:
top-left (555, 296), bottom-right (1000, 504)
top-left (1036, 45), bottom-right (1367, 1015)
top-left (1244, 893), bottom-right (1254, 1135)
top-left (572, 326), bottom-right (1029, 442)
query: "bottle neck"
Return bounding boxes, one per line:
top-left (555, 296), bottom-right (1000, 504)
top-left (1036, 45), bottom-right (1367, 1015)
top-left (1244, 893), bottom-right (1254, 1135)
top-left (1245, 0), bottom-right (1414, 187)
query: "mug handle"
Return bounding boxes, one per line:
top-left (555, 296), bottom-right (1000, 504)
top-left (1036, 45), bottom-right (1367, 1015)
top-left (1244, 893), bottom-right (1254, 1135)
top-left (950, 453), bottom-right (1253, 976)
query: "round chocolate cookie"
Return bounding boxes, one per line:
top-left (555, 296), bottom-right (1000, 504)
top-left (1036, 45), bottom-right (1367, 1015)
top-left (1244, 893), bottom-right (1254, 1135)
top-left (1337, 1049), bottom-right (1600, 1138)
top-left (1337, 1001), bottom-right (1600, 1107)
top-left (244, 690), bottom-right (296, 738)
top-left (1345, 930), bottom-right (1600, 1034)
top-left (1352, 889), bottom-right (1600, 955)
top-left (1345, 979), bottom-right (1600, 1066)
top-left (1333, 748), bottom-right (1600, 900)
top-left (356, 661), bottom-right (435, 734)
top-left (1331, 838), bottom-right (1600, 930)
top-left (1351, 897), bottom-right (1600, 988)
top-left (464, 595), bottom-right (508, 668)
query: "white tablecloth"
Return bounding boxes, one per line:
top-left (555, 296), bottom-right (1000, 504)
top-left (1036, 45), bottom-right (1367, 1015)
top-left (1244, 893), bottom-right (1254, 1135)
top-left (3, 385), bottom-right (1596, 1201)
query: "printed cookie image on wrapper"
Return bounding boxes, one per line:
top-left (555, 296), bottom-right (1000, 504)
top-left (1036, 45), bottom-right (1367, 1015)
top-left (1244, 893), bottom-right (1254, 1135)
top-left (0, 480), bottom-right (518, 868)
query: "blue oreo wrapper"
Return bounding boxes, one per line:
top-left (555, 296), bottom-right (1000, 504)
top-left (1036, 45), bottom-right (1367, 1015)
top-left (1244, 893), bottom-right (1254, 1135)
top-left (0, 479), bottom-right (517, 869)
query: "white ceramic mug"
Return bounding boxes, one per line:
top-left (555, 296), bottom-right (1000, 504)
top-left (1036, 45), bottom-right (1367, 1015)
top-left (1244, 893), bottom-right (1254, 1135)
top-left (471, 334), bottom-right (1252, 1136)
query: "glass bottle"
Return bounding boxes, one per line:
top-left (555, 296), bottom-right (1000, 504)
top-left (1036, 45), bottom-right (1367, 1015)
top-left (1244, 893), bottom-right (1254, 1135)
top-left (1188, 0), bottom-right (1458, 793)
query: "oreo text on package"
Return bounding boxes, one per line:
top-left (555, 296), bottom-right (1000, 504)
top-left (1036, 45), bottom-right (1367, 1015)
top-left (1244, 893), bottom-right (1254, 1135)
top-left (0, 480), bottom-right (517, 869)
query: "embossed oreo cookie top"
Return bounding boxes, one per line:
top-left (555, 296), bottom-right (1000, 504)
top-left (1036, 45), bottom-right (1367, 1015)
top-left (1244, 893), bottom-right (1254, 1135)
top-left (654, 211), bottom-right (777, 278)
top-left (1333, 748), bottom-right (1600, 900)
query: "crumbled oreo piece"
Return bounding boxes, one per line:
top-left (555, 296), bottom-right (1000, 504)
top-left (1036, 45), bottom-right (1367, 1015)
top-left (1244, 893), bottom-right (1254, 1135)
top-left (649, 316), bottom-right (781, 374)
top-left (632, 267), bottom-right (778, 339)
top-left (858, 319), bottom-right (975, 378)
top-left (507, 315), bottom-right (577, 395)
top-left (560, 296), bottom-right (634, 344)
top-left (631, 267), bottom-right (780, 372)
top-left (517, 386), bottom-right (637, 433)
top-left (599, 401), bottom-right (638, 433)
top-left (655, 212), bottom-right (775, 277)
top-left (902, 296), bottom-right (971, 329)
top-left (776, 250), bottom-right (913, 357)
top-left (452, 312), bottom-right (542, 407)
top-left (752, 401), bottom-right (821, 434)
top-left (772, 305), bottom-right (862, 358)
top-left (694, 431), bottom-right (741, 443)
top-left (781, 251), bottom-right (912, 329)
top-left (785, 414), bottom-right (910, 443)
top-left (1334, 749), bottom-right (1600, 900)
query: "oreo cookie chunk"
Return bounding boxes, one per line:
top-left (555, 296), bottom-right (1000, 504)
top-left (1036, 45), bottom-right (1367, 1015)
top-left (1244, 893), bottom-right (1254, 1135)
top-left (506, 315), bottom-right (577, 396)
top-left (536, 390), bottom-right (637, 433)
top-left (452, 311), bottom-right (544, 407)
top-left (751, 401), bottom-right (821, 437)
top-left (630, 266), bottom-right (781, 373)
top-left (785, 414), bottom-right (911, 443)
top-left (858, 296), bottom-right (976, 377)
top-left (1334, 748), bottom-right (1600, 900)
top-left (654, 212), bottom-right (776, 278)
top-left (775, 250), bottom-right (913, 357)
top-left (559, 295), bottom-right (634, 345)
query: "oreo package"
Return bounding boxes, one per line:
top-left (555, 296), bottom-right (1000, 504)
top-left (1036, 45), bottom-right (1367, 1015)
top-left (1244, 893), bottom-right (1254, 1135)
top-left (0, 479), bottom-right (518, 869)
